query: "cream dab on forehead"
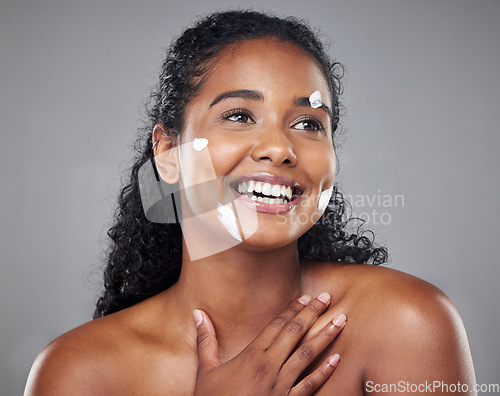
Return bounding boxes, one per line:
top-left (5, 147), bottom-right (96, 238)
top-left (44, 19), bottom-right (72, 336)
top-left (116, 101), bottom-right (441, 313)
top-left (309, 90), bottom-right (322, 109)
top-left (217, 203), bottom-right (242, 242)
top-left (192, 137), bottom-right (208, 151)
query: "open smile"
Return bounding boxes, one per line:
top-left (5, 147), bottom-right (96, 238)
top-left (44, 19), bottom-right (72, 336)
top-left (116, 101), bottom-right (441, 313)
top-left (230, 172), bottom-right (303, 214)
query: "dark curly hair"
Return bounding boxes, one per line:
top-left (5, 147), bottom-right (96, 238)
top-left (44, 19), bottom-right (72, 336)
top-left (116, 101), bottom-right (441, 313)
top-left (94, 10), bottom-right (388, 319)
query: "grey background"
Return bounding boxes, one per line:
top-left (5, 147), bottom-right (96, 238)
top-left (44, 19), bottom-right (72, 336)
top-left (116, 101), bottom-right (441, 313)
top-left (1, 0), bottom-right (499, 394)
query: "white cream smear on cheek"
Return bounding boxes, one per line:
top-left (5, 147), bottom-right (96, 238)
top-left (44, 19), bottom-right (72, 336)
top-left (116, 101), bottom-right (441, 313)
top-left (309, 90), bottom-right (322, 109)
top-left (192, 137), bottom-right (208, 151)
top-left (217, 203), bottom-right (242, 242)
top-left (318, 186), bottom-right (333, 212)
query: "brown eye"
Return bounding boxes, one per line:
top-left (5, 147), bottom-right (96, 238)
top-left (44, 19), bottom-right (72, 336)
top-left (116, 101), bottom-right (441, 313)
top-left (227, 113), bottom-right (251, 123)
top-left (221, 108), bottom-right (254, 124)
top-left (293, 118), bottom-right (324, 132)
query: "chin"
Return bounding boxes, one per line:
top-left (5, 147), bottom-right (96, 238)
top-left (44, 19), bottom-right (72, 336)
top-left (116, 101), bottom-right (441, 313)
top-left (238, 225), bottom-right (305, 251)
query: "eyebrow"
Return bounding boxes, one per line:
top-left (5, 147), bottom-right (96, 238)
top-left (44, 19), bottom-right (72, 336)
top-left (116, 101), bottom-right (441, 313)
top-left (209, 89), bottom-right (264, 107)
top-left (209, 90), bottom-right (332, 118)
top-left (295, 97), bottom-right (332, 118)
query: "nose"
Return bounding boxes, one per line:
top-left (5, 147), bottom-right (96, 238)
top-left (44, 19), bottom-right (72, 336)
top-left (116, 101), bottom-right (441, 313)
top-left (250, 126), bottom-right (297, 166)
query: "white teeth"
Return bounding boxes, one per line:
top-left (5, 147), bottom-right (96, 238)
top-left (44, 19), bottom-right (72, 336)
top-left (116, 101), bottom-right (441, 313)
top-left (271, 184), bottom-right (281, 197)
top-left (247, 180), bottom-right (255, 193)
top-left (236, 179), bottom-right (297, 202)
top-left (262, 183), bottom-right (272, 196)
top-left (238, 182), bottom-right (248, 193)
top-left (248, 196), bottom-right (286, 205)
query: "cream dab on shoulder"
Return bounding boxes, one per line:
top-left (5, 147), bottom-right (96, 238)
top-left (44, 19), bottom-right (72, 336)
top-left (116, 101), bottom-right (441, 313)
top-left (192, 137), bottom-right (208, 151)
top-left (309, 90), bottom-right (322, 109)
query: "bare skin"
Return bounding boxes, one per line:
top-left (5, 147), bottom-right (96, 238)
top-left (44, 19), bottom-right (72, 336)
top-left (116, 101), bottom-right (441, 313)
top-left (25, 262), bottom-right (476, 395)
top-left (25, 39), bottom-right (476, 395)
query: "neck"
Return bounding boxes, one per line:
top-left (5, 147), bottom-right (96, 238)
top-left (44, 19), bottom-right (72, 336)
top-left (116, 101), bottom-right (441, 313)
top-left (173, 239), bottom-right (302, 361)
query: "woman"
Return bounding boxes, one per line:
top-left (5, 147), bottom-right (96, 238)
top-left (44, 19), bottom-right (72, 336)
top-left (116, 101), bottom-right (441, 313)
top-left (25, 10), bottom-right (476, 395)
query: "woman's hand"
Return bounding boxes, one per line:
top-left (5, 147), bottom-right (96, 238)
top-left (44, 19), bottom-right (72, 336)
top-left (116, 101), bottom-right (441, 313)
top-left (192, 292), bottom-right (346, 395)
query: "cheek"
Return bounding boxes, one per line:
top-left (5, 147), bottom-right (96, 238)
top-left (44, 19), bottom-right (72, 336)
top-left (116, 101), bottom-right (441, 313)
top-left (303, 142), bottom-right (336, 187)
top-left (323, 152), bottom-right (336, 186)
top-left (206, 136), bottom-right (249, 176)
top-left (303, 145), bottom-right (336, 218)
top-left (178, 135), bottom-right (250, 212)
top-left (177, 139), bottom-right (221, 217)
top-left (179, 142), bottom-right (216, 189)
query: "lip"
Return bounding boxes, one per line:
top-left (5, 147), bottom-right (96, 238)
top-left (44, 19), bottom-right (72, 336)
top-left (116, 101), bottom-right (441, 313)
top-left (229, 172), bottom-right (304, 214)
top-left (232, 189), bottom-right (302, 214)
top-left (231, 172), bottom-right (303, 191)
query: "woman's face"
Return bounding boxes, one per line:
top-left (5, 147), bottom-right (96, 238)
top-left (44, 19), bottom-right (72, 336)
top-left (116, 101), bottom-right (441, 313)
top-left (166, 38), bottom-right (336, 253)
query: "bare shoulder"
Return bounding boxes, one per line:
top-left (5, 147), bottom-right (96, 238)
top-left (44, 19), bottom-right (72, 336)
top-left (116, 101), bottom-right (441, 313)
top-left (303, 261), bottom-right (476, 392)
top-left (24, 294), bottom-right (184, 396)
top-left (304, 260), bottom-right (467, 345)
top-left (24, 311), bottom-right (134, 396)
top-left (303, 260), bottom-right (458, 318)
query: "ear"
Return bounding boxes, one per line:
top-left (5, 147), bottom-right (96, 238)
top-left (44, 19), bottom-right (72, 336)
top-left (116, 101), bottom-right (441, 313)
top-left (152, 123), bottom-right (180, 184)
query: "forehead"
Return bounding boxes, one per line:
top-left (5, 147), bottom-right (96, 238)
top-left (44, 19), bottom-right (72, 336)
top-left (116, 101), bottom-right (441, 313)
top-left (194, 38), bottom-right (331, 106)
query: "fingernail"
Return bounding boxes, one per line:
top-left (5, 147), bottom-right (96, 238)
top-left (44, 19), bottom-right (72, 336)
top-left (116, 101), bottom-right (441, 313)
top-left (192, 309), bottom-right (203, 327)
top-left (317, 292), bottom-right (331, 304)
top-left (333, 314), bottom-right (346, 327)
top-left (298, 295), bottom-right (312, 305)
top-left (328, 354), bottom-right (340, 366)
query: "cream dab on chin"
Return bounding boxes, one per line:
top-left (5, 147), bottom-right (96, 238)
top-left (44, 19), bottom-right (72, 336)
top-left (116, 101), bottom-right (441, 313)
top-left (192, 137), bottom-right (208, 151)
top-left (318, 186), bottom-right (333, 211)
top-left (309, 90), bottom-right (322, 109)
top-left (217, 203), bottom-right (242, 242)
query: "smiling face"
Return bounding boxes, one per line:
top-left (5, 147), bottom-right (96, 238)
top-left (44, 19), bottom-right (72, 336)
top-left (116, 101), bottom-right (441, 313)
top-left (155, 38), bottom-right (336, 254)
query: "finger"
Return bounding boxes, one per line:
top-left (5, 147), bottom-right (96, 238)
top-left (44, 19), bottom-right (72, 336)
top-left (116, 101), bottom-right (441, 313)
top-left (193, 309), bottom-right (221, 373)
top-left (288, 354), bottom-right (340, 396)
top-left (251, 295), bottom-right (311, 351)
top-left (266, 292), bottom-right (332, 362)
top-left (279, 313), bottom-right (346, 382)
